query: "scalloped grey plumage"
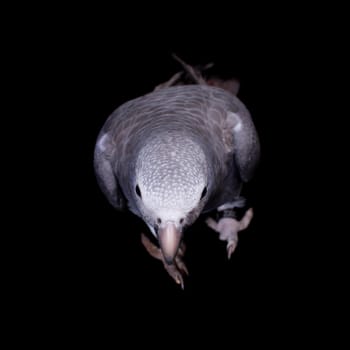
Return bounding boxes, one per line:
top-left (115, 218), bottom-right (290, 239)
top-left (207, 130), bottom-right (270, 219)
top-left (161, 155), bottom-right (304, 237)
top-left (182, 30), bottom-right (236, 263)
top-left (94, 84), bottom-right (260, 259)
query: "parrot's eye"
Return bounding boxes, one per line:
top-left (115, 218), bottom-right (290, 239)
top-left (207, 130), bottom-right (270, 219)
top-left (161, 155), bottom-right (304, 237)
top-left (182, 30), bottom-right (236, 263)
top-left (157, 218), bottom-right (162, 224)
top-left (135, 185), bottom-right (142, 198)
top-left (179, 218), bottom-right (184, 224)
top-left (200, 186), bottom-right (207, 200)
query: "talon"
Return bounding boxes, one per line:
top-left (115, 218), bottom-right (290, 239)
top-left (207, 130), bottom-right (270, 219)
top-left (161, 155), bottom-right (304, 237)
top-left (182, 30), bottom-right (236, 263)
top-left (178, 261), bottom-right (189, 276)
top-left (227, 241), bottom-right (237, 259)
top-left (167, 266), bottom-right (185, 289)
top-left (163, 259), bottom-right (187, 289)
top-left (176, 274), bottom-right (184, 289)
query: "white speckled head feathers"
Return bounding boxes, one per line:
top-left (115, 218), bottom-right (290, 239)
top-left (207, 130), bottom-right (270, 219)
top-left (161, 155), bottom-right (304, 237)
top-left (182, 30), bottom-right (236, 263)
top-left (136, 133), bottom-right (208, 217)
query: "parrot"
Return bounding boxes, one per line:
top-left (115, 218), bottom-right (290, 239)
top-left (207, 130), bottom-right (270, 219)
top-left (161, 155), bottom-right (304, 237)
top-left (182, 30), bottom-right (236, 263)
top-left (94, 58), bottom-right (260, 288)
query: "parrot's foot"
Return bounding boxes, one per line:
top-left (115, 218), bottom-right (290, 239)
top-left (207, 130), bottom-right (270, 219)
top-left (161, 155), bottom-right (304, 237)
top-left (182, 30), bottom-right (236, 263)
top-left (141, 233), bottom-right (188, 289)
top-left (205, 208), bottom-right (254, 259)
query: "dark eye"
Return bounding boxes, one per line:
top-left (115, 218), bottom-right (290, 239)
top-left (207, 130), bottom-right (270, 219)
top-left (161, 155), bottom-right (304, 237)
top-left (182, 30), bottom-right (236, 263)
top-left (135, 185), bottom-right (142, 198)
top-left (179, 218), bottom-right (184, 224)
top-left (200, 186), bottom-right (207, 200)
top-left (157, 218), bottom-right (162, 224)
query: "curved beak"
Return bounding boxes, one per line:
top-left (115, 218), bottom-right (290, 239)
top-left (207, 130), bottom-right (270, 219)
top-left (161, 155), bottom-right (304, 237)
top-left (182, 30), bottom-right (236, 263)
top-left (158, 222), bottom-right (182, 265)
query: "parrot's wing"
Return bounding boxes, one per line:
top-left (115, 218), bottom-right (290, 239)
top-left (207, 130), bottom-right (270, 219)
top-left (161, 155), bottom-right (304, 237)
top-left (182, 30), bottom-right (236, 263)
top-left (224, 104), bottom-right (260, 182)
top-left (94, 132), bottom-right (126, 210)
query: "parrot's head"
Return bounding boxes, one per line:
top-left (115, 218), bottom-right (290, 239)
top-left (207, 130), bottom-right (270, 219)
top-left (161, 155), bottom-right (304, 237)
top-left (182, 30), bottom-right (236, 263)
top-left (134, 135), bottom-right (209, 264)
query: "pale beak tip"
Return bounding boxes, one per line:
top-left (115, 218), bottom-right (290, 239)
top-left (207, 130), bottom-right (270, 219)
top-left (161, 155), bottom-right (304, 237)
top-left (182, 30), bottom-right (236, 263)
top-left (158, 222), bottom-right (182, 265)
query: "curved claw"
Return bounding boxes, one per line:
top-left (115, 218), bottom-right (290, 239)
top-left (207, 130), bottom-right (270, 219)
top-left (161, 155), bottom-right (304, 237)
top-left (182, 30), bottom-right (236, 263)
top-left (177, 260), bottom-right (189, 276)
top-left (175, 242), bottom-right (188, 276)
top-left (227, 240), bottom-right (238, 259)
top-left (170, 245), bottom-right (188, 288)
top-left (165, 264), bottom-right (185, 289)
top-left (175, 272), bottom-right (184, 290)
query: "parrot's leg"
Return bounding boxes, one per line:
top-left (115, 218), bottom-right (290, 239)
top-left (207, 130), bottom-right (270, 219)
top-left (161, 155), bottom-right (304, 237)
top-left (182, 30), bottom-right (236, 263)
top-left (206, 208), bottom-right (254, 259)
top-left (141, 233), bottom-right (188, 289)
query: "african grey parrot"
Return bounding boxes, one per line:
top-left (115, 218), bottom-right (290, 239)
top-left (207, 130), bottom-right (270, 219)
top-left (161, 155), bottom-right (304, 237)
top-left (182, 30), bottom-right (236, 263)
top-left (94, 70), bottom-right (260, 288)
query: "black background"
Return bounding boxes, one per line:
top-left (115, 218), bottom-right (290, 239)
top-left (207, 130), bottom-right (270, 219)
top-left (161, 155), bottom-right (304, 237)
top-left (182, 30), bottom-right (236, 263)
top-left (53, 41), bottom-right (308, 323)
top-left (11, 9), bottom-right (342, 345)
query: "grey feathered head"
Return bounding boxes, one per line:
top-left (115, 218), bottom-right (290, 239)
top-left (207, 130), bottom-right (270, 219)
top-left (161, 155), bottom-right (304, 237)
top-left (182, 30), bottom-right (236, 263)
top-left (134, 134), bottom-right (209, 262)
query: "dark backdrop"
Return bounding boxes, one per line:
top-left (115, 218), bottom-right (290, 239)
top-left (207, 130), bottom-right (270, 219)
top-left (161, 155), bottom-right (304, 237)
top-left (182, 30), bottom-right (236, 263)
top-left (16, 18), bottom-right (334, 344)
top-left (52, 40), bottom-right (305, 310)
